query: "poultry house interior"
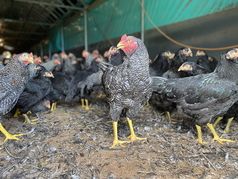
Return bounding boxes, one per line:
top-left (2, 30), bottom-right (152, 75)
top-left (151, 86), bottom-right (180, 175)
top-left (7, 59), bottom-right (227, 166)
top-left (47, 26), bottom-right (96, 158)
top-left (1, 0), bottom-right (238, 178)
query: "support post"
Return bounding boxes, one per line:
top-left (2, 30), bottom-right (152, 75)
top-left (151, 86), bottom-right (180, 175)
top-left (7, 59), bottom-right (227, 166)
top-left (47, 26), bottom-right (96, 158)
top-left (41, 42), bottom-right (43, 60)
top-left (84, 10), bottom-right (88, 51)
top-left (61, 26), bottom-right (64, 52)
top-left (141, 0), bottom-right (145, 43)
top-left (49, 41), bottom-right (51, 60)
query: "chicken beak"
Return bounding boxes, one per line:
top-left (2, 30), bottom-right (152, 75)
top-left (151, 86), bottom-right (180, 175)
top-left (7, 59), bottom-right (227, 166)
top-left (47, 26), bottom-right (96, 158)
top-left (117, 42), bottom-right (126, 49)
top-left (46, 103), bottom-right (51, 109)
top-left (28, 57), bottom-right (34, 63)
top-left (49, 71), bottom-right (54, 78)
top-left (188, 51), bottom-right (193, 57)
top-left (170, 53), bottom-right (175, 59)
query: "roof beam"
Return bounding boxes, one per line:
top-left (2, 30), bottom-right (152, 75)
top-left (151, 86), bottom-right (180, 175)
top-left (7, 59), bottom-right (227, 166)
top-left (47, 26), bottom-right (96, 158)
top-left (0, 18), bottom-right (52, 26)
top-left (3, 36), bottom-right (40, 41)
top-left (15, 0), bottom-right (83, 11)
top-left (63, 0), bottom-right (106, 26)
top-left (0, 28), bottom-right (46, 35)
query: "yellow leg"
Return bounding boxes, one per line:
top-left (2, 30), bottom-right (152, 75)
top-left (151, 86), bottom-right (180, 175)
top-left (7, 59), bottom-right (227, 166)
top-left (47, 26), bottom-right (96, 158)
top-left (224, 117), bottom-right (234, 133)
top-left (51, 102), bottom-right (57, 111)
top-left (84, 99), bottom-right (92, 110)
top-left (53, 102), bottom-right (57, 110)
top-left (207, 123), bottom-right (234, 144)
top-left (80, 99), bottom-right (85, 108)
top-left (142, 102), bottom-right (152, 110)
top-left (97, 93), bottom-right (106, 98)
top-left (13, 108), bottom-right (21, 118)
top-left (0, 123), bottom-right (24, 144)
top-left (196, 125), bottom-right (207, 145)
top-left (51, 103), bottom-right (54, 111)
top-left (110, 121), bottom-right (129, 148)
top-left (213, 116), bottom-right (223, 128)
top-left (22, 114), bottom-right (37, 124)
top-left (26, 111), bottom-right (32, 114)
top-left (126, 117), bottom-right (147, 142)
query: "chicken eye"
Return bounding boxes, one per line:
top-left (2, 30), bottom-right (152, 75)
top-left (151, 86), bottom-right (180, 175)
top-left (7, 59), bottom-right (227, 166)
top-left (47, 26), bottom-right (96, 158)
top-left (128, 39), bottom-right (132, 43)
top-left (45, 72), bottom-right (49, 76)
top-left (22, 53), bottom-right (27, 57)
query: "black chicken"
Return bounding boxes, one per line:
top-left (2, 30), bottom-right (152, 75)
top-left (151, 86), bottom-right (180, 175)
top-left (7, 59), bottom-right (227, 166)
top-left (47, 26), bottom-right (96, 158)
top-left (62, 53), bottom-right (77, 79)
top-left (99, 35), bottom-right (153, 148)
top-left (0, 53), bottom-right (33, 145)
top-left (16, 66), bottom-right (54, 124)
top-left (196, 50), bottom-right (218, 72)
top-left (178, 62), bottom-right (208, 76)
top-left (49, 71), bottom-right (71, 111)
top-left (162, 47), bottom-right (193, 78)
top-left (149, 51), bottom-right (175, 76)
top-left (65, 57), bottom-right (100, 109)
top-left (152, 48), bottom-right (238, 144)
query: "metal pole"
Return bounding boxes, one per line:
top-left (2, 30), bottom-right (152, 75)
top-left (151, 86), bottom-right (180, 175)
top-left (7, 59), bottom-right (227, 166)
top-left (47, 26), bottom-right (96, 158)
top-left (41, 42), bottom-right (43, 60)
top-left (61, 26), bottom-right (64, 52)
top-left (141, 0), bottom-right (145, 43)
top-left (84, 10), bottom-right (88, 51)
top-left (49, 41), bottom-right (52, 60)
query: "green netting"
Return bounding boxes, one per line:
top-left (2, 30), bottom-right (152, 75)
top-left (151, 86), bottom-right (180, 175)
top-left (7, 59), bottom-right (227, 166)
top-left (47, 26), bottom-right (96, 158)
top-left (36, 0), bottom-right (238, 55)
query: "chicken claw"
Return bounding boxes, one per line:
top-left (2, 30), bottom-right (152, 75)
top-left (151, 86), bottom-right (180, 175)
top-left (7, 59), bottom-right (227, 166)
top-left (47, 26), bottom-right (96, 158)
top-left (207, 123), bottom-right (234, 144)
top-left (127, 117), bottom-right (147, 143)
top-left (0, 123), bottom-right (25, 144)
top-left (110, 121), bottom-right (129, 148)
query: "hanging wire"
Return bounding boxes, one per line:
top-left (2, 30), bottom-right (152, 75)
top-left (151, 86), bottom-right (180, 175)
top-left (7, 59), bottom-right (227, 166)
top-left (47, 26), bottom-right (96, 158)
top-left (138, 0), bottom-right (238, 51)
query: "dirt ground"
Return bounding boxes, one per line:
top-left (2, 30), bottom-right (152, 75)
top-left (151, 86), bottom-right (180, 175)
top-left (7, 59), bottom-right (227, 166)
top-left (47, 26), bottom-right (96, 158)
top-left (1, 93), bottom-right (238, 179)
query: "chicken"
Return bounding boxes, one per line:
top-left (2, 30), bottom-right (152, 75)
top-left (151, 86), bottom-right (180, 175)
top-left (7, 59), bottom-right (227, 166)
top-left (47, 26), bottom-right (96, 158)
top-left (99, 35), bottom-right (153, 148)
top-left (49, 71), bottom-right (71, 111)
top-left (65, 57), bottom-right (101, 109)
top-left (16, 66), bottom-right (54, 124)
top-left (178, 62), bottom-right (208, 77)
top-left (26, 98), bottom-right (51, 120)
top-left (77, 46), bottom-right (126, 100)
top-left (196, 50), bottom-right (218, 72)
top-left (41, 58), bottom-right (61, 72)
top-left (33, 56), bottom-right (42, 65)
top-left (152, 48), bottom-right (238, 144)
top-left (92, 49), bottom-right (106, 62)
top-left (149, 51), bottom-right (175, 76)
top-left (0, 52), bottom-right (33, 145)
top-left (162, 47), bottom-right (193, 78)
top-left (82, 50), bottom-right (94, 69)
top-left (62, 53), bottom-right (77, 79)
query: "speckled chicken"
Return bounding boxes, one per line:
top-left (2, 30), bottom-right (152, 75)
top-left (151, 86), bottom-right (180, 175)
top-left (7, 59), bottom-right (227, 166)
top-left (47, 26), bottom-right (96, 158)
top-left (162, 47), bottom-right (193, 78)
top-left (153, 48), bottom-right (238, 144)
top-left (0, 53), bottom-right (33, 145)
top-left (99, 35), bottom-right (153, 148)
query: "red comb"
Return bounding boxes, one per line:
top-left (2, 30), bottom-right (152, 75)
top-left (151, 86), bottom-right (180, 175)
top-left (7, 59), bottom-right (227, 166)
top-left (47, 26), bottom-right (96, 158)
top-left (38, 57), bottom-right (41, 60)
top-left (30, 52), bottom-right (33, 57)
top-left (121, 34), bottom-right (127, 41)
top-left (82, 50), bottom-right (86, 54)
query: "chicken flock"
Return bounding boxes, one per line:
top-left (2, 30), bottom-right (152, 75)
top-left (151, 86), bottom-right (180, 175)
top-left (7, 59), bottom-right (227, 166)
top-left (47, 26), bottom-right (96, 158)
top-left (0, 34), bottom-right (238, 149)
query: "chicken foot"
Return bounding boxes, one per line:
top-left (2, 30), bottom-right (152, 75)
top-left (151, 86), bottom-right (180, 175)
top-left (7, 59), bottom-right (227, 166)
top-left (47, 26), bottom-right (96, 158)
top-left (207, 123), bottom-right (234, 144)
top-left (22, 114), bottom-right (37, 124)
top-left (0, 123), bottom-right (25, 146)
top-left (127, 117), bottom-right (147, 142)
top-left (110, 121), bottom-right (129, 148)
